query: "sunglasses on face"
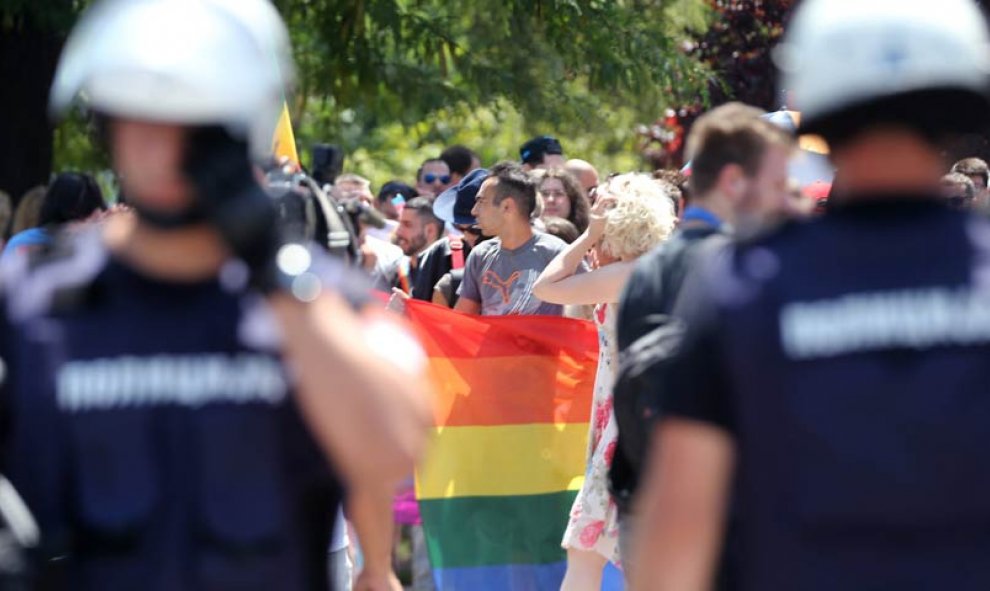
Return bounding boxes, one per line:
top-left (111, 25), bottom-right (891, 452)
top-left (455, 224), bottom-right (482, 236)
top-left (424, 174), bottom-right (451, 184)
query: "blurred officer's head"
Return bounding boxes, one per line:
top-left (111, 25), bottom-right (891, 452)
top-left (49, 0), bottom-right (293, 218)
top-left (778, 0), bottom-right (990, 192)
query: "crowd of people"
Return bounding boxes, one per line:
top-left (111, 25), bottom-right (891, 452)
top-left (5, 0), bottom-right (990, 590)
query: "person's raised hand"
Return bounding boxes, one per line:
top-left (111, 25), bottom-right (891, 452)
top-left (386, 288), bottom-right (410, 314)
top-left (587, 194), bottom-right (618, 242)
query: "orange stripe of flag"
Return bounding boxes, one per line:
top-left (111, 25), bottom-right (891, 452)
top-left (405, 300), bottom-right (599, 427)
top-left (425, 355), bottom-right (594, 427)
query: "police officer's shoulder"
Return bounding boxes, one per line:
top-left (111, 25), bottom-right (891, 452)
top-left (734, 214), bottom-right (809, 248)
top-left (694, 221), bottom-right (809, 309)
top-left (728, 215), bottom-right (821, 267)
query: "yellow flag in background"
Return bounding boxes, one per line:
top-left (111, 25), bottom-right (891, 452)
top-left (272, 102), bottom-right (299, 167)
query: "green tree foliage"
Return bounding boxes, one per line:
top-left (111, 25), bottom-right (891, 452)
top-left (279, 0), bottom-right (711, 184)
top-left (7, 0), bottom-right (713, 192)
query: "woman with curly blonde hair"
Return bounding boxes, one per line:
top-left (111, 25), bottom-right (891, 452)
top-left (533, 173), bottom-right (676, 590)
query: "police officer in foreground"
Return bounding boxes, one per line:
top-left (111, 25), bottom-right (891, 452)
top-left (630, 0), bottom-right (990, 589)
top-left (1, 0), bottom-right (428, 589)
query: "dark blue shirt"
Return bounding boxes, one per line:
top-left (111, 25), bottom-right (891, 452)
top-left (665, 197), bottom-right (990, 590)
top-left (1, 231), bottom-right (344, 590)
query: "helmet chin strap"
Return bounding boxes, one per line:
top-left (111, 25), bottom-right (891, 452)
top-left (130, 199), bottom-right (208, 230)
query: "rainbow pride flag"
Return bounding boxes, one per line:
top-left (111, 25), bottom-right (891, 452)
top-left (406, 300), bottom-right (599, 590)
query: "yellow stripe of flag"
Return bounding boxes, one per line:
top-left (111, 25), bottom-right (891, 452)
top-left (416, 423), bottom-right (588, 500)
top-left (272, 102), bottom-right (299, 166)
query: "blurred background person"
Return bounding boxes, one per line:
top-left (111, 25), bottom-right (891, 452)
top-left (414, 158), bottom-right (452, 198)
top-left (941, 172), bottom-right (977, 209)
top-left (541, 216), bottom-right (580, 245)
top-left (9, 185), bottom-right (46, 239)
top-left (388, 197), bottom-right (444, 296)
top-left (0, 191), bottom-right (12, 249)
top-left (416, 169), bottom-right (490, 306)
top-left (3, 171), bottom-right (105, 259)
top-left (565, 158), bottom-right (600, 198)
top-left (520, 135), bottom-right (565, 171)
top-left (375, 180), bottom-right (416, 221)
top-left (652, 169), bottom-right (689, 217)
top-left (951, 157), bottom-right (989, 209)
top-left (440, 145), bottom-right (481, 186)
top-left (533, 168), bottom-right (590, 234)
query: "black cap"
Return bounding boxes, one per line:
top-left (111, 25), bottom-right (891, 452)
top-left (519, 135), bottom-right (563, 165)
top-left (377, 181), bottom-right (416, 203)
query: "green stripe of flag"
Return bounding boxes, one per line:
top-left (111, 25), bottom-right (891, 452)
top-left (419, 490), bottom-right (577, 569)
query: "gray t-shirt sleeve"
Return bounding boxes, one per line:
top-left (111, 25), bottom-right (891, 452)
top-left (457, 247), bottom-right (483, 303)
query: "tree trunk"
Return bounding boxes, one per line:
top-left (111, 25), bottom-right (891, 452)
top-left (0, 21), bottom-right (66, 206)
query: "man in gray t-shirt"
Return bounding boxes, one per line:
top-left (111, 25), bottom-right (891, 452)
top-left (455, 161), bottom-right (583, 316)
top-left (459, 231), bottom-right (572, 315)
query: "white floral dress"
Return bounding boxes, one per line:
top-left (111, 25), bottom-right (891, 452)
top-left (561, 302), bottom-right (621, 564)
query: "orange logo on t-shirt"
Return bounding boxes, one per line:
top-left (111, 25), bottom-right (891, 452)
top-left (482, 270), bottom-right (521, 304)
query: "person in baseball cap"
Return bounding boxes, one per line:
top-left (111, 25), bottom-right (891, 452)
top-left (520, 135), bottom-right (565, 170)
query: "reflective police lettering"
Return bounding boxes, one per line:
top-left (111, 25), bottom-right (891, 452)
top-left (56, 354), bottom-right (288, 412)
top-left (780, 287), bottom-right (990, 359)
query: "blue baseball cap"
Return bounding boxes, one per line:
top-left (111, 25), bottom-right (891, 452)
top-left (433, 168), bottom-right (489, 225)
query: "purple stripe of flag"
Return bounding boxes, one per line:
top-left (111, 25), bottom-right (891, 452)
top-left (432, 562), bottom-right (626, 590)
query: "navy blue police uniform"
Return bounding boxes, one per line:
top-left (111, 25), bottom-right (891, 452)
top-left (664, 196), bottom-right (990, 590)
top-left (0, 230), bottom-right (357, 590)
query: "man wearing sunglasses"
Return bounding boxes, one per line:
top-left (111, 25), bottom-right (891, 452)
top-left (415, 158), bottom-right (453, 198)
top-left (411, 169), bottom-right (490, 303)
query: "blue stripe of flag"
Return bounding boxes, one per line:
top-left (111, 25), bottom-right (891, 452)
top-left (432, 561), bottom-right (625, 590)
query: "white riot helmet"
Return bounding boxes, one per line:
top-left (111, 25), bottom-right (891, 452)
top-left (776, 0), bottom-right (990, 138)
top-left (50, 0), bottom-right (294, 159)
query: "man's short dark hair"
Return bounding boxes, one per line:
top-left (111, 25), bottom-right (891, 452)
top-left (686, 102), bottom-right (795, 198)
top-left (440, 145), bottom-right (478, 176)
top-left (404, 196), bottom-right (444, 237)
top-left (652, 168), bottom-right (687, 210)
top-left (490, 161), bottom-right (538, 218)
top-left (951, 157), bottom-right (989, 189)
top-left (416, 158), bottom-right (446, 182)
